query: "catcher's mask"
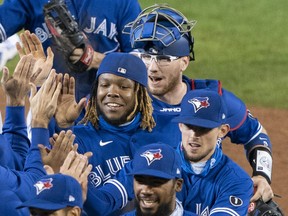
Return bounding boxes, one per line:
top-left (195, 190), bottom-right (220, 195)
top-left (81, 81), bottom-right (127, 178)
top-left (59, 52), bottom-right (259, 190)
top-left (123, 4), bottom-right (197, 60)
top-left (248, 199), bottom-right (285, 216)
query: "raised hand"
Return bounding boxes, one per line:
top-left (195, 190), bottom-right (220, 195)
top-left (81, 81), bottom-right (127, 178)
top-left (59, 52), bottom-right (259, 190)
top-left (29, 70), bottom-right (62, 128)
top-left (1, 54), bottom-right (35, 106)
top-left (55, 73), bottom-right (87, 128)
top-left (39, 130), bottom-right (76, 173)
top-left (59, 150), bottom-right (93, 202)
top-left (17, 30), bottom-right (54, 87)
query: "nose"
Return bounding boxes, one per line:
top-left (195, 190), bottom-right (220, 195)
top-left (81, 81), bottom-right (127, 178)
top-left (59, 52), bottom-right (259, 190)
top-left (140, 184), bottom-right (154, 194)
top-left (106, 85), bottom-right (120, 97)
top-left (148, 59), bottom-right (160, 73)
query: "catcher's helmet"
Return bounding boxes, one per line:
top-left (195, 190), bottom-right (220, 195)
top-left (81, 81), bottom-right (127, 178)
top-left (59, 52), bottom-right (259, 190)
top-left (123, 4), bottom-right (197, 60)
top-left (248, 199), bottom-right (285, 216)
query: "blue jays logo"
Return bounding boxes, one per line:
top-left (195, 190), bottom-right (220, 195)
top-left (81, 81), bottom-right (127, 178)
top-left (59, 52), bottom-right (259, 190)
top-left (141, 149), bottom-right (163, 165)
top-left (34, 178), bottom-right (53, 195)
top-left (188, 97), bottom-right (210, 113)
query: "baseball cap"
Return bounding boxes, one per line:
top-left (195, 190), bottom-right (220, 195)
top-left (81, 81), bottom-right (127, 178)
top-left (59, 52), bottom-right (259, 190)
top-left (17, 174), bottom-right (83, 210)
top-left (173, 89), bottom-right (227, 128)
top-left (96, 52), bottom-right (148, 87)
top-left (128, 143), bottom-right (182, 179)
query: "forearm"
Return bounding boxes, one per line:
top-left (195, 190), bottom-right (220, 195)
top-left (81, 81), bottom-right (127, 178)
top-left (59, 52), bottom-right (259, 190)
top-left (2, 106), bottom-right (30, 170)
top-left (23, 128), bottom-right (49, 176)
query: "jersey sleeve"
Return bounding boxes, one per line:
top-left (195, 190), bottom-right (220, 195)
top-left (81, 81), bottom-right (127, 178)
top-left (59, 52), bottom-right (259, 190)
top-left (209, 177), bottom-right (253, 215)
top-left (1, 106), bottom-right (30, 170)
top-left (116, 0), bottom-right (142, 52)
top-left (23, 128), bottom-right (49, 176)
top-left (83, 161), bottom-right (134, 215)
top-left (0, 0), bottom-right (34, 42)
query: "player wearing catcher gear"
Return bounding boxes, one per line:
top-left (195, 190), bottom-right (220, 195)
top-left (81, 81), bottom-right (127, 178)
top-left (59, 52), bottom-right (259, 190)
top-left (123, 4), bottom-right (274, 203)
top-left (0, 0), bottom-right (141, 101)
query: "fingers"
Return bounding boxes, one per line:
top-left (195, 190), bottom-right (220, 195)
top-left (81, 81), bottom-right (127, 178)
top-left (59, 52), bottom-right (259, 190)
top-left (44, 165), bottom-right (55, 175)
top-left (77, 97), bottom-right (87, 114)
top-left (0, 67), bottom-right (9, 84)
top-left (31, 32), bottom-right (44, 53)
top-left (52, 130), bottom-right (75, 154)
top-left (16, 42), bottom-right (24, 58)
top-left (46, 47), bottom-right (54, 65)
top-left (29, 82), bottom-right (37, 101)
top-left (60, 150), bottom-right (76, 171)
top-left (60, 150), bottom-right (92, 183)
top-left (250, 176), bottom-right (274, 202)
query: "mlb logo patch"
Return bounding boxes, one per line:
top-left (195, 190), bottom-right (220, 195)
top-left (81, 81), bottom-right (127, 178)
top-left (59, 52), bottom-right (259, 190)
top-left (117, 67), bottom-right (127, 74)
top-left (141, 149), bottom-right (163, 165)
top-left (34, 178), bottom-right (53, 195)
top-left (188, 97), bottom-right (210, 113)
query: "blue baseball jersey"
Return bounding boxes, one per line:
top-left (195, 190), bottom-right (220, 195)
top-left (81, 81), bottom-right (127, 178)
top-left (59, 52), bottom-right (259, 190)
top-left (1, 107), bottom-right (30, 170)
top-left (179, 154), bottom-right (253, 215)
top-left (74, 114), bottom-right (145, 188)
top-left (0, 0), bottom-right (141, 101)
top-left (0, 128), bottom-right (48, 214)
top-left (130, 76), bottom-right (264, 158)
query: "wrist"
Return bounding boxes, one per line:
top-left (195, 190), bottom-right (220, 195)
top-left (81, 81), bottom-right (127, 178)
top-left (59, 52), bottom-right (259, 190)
top-left (6, 98), bottom-right (25, 106)
top-left (88, 52), bottom-right (105, 69)
top-left (31, 118), bottom-right (50, 128)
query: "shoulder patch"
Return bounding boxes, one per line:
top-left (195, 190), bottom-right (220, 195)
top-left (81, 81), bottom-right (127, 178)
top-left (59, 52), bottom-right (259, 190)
top-left (230, 196), bottom-right (243, 206)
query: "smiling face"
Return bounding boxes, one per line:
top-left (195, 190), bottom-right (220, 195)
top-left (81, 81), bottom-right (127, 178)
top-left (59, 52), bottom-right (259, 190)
top-left (133, 175), bottom-right (183, 216)
top-left (96, 73), bottom-right (137, 125)
top-left (179, 123), bottom-right (229, 163)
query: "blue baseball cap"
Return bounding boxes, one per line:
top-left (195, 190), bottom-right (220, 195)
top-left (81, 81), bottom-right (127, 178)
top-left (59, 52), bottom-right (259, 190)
top-left (173, 90), bottom-right (227, 128)
top-left (17, 174), bottom-right (83, 210)
top-left (128, 143), bottom-right (182, 179)
top-left (96, 52), bottom-right (148, 87)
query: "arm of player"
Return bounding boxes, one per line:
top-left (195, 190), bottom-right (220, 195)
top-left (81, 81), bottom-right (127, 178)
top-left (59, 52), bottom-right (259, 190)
top-left (222, 89), bottom-right (273, 202)
top-left (0, 54), bottom-right (35, 170)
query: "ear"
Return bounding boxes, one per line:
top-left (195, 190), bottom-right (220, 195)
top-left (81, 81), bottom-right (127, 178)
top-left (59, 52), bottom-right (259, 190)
top-left (67, 206), bottom-right (81, 216)
top-left (178, 123), bottom-right (184, 132)
top-left (175, 178), bottom-right (184, 192)
top-left (218, 124), bottom-right (230, 138)
top-left (179, 56), bottom-right (190, 72)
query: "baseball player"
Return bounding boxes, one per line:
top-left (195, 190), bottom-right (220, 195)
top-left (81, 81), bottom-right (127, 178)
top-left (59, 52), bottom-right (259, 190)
top-left (57, 52), bottom-right (155, 189)
top-left (82, 90), bottom-right (254, 215)
top-left (124, 4), bottom-right (273, 203)
top-left (123, 143), bottom-right (197, 216)
top-left (0, 0), bottom-right (141, 101)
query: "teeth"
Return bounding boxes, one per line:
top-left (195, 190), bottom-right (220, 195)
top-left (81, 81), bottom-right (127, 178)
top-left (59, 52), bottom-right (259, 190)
top-left (107, 103), bottom-right (120, 107)
top-left (142, 200), bottom-right (156, 207)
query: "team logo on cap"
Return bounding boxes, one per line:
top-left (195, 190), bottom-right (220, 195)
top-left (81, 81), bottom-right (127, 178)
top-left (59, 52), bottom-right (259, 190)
top-left (188, 97), bottom-right (210, 113)
top-left (34, 178), bottom-right (53, 195)
top-left (141, 149), bottom-right (163, 165)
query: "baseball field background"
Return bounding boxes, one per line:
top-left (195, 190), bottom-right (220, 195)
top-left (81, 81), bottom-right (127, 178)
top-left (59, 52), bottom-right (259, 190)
top-left (1, 0), bottom-right (287, 213)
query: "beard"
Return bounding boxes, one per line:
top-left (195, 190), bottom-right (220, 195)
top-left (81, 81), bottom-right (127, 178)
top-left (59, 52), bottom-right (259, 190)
top-left (148, 75), bottom-right (180, 97)
top-left (135, 200), bottom-right (173, 216)
top-left (182, 145), bottom-right (206, 163)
